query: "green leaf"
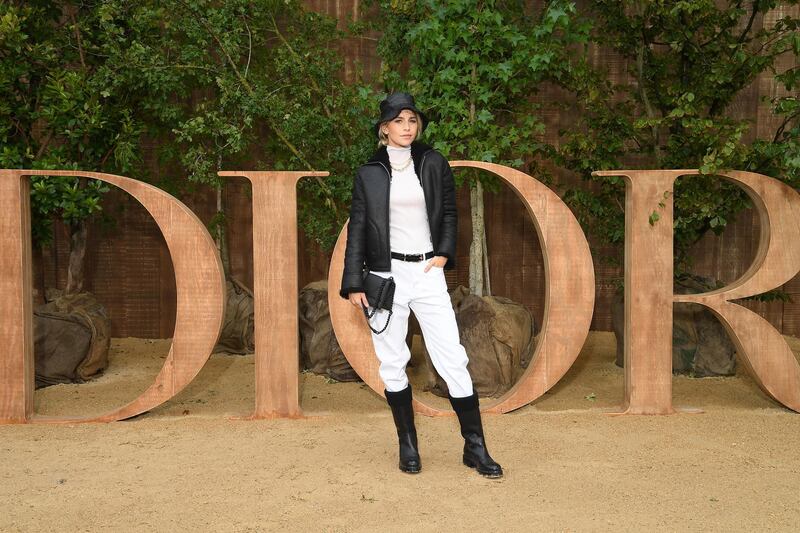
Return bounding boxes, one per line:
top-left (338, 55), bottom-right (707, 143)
top-left (649, 211), bottom-right (661, 226)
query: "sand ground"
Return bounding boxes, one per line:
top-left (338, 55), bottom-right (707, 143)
top-left (2, 332), bottom-right (799, 532)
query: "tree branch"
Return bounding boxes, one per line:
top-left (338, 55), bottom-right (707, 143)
top-left (68, 10), bottom-right (86, 70)
top-left (773, 109), bottom-right (800, 143)
top-left (175, 0), bottom-right (253, 92)
top-left (268, 14), bottom-right (349, 150)
top-left (737, 1), bottom-right (759, 45)
top-left (35, 130), bottom-right (54, 159)
top-left (243, 16), bottom-right (252, 79)
top-left (99, 146), bottom-right (114, 169)
top-left (636, 44), bottom-right (660, 160)
top-left (174, 1), bottom-right (338, 216)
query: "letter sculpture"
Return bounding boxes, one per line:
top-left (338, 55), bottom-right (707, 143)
top-left (1, 166), bottom-right (798, 423)
top-left (0, 170), bottom-right (225, 423)
top-left (328, 162), bottom-right (595, 415)
top-left (219, 171), bottom-right (329, 419)
top-left (594, 169), bottom-right (800, 414)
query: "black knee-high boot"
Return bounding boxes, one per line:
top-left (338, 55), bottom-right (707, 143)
top-left (385, 385), bottom-right (421, 474)
top-left (449, 392), bottom-right (503, 478)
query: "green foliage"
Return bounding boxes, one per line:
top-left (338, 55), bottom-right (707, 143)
top-left (0, 1), bottom-right (150, 243)
top-left (30, 177), bottom-right (110, 233)
top-left (106, 0), bottom-right (377, 250)
top-left (556, 0), bottom-right (799, 271)
top-left (375, 0), bottom-right (590, 186)
top-left (6, 0), bottom-right (797, 273)
top-left (1, 0), bottom-right (377, 252)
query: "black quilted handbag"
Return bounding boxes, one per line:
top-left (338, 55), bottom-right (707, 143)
top-left (360, 271), bottom-right (395, 334)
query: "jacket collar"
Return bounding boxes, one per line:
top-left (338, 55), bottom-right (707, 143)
top-left (368, 141), bottom-right (433, 178)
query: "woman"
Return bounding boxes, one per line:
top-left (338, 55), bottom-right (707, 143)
top-left (339, 92), bottom-right (503, 478)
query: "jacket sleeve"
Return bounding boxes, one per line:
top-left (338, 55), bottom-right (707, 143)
top-left (340, 170), bottom-right (367, 298)
top-left (437, 157), bottom-right (458, 271)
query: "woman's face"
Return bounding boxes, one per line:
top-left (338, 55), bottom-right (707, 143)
top-left (381, 109), bottom-right (419, 148)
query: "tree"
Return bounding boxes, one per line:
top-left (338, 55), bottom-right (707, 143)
top-left (122, 0), bottom-right (377, 264)
top-left (2, 0), bottom-right (377, 300)
top-left (556, 0), bottom-right (799, 273)
top-left (0, 1), bottom-right (150, 294)
top-left (374, 0), bottom-right (590, 295)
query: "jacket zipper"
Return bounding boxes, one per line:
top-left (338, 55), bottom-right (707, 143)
top-left (419, 152), bottom-right (428, 203)
top-left (418, 152), bottom-right (433, 254)
top-left (376, 161), bottom-right (392, 266)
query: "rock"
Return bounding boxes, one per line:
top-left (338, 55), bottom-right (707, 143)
top-left (299, 280), bottom-right (359, 382)
top-left (420, 285), bottom-right (537, 398)
top-left (213, 278), bottom-right (255, 354)
top-left (35, 291), bottom-right (111, 388)
top-left (611, 275), bottom-right (736, 376)
top-left (213, 278), bottom-right (358, 380)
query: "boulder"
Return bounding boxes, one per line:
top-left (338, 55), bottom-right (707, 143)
top-left (299, 280), bottom-right (359, 382)
top-left (213, 278), bottom-right (255, 354)
top-left (35, 291), bottom-right (111, 388)
top-left (420, 286), bottom-right (537, 397)
top-left (611, 275), bottom-right (736, 376)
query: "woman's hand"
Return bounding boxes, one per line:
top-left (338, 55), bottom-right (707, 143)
top-left (424, 255), bottom-right (448, 272)
top-left (349, 292), bottom-right (370, 308)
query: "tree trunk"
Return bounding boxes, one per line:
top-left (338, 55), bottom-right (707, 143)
top-left (467, 60), bottom-right (492, 297)
top-left (65, 220), bottom-right (87, 295)
top-left (32, 243), bottom-right (46, 305)
top-left (469, 181), bottom-right (485, 296)
top-left (216, 184), bottom-right (231, 275)
top-left (482, 222), bottom-right (491, 296)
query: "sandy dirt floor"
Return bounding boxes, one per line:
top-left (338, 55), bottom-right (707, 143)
top-left (2, 332), bottom-right (799, 532)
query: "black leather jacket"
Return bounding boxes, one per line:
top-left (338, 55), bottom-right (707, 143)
top-left (339, 141), bottom-right (458, 298)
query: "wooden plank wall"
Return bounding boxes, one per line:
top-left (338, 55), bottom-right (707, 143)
top-left (33, 1), bottom-right (800, 338)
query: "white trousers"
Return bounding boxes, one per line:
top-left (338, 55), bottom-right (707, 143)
top-left (369, 258), bottom-right (474, 398)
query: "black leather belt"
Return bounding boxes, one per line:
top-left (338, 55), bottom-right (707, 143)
top-left (391, 251), bottom-right (435, 262)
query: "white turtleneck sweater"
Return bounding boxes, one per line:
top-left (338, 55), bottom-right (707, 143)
top-left (387, 145), bottom-right (434, 254)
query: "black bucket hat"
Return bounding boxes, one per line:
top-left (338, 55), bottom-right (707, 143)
top-left (374, 92), bottom-right (429, 139)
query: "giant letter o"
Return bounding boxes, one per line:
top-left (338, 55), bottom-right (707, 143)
top-left (328, 162), bottom-right (595, 415)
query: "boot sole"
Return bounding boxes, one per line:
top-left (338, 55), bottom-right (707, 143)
top-left (463, 457), bottom-right (503, 478)
top-left (400, 465), bottom-right (421, 474)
